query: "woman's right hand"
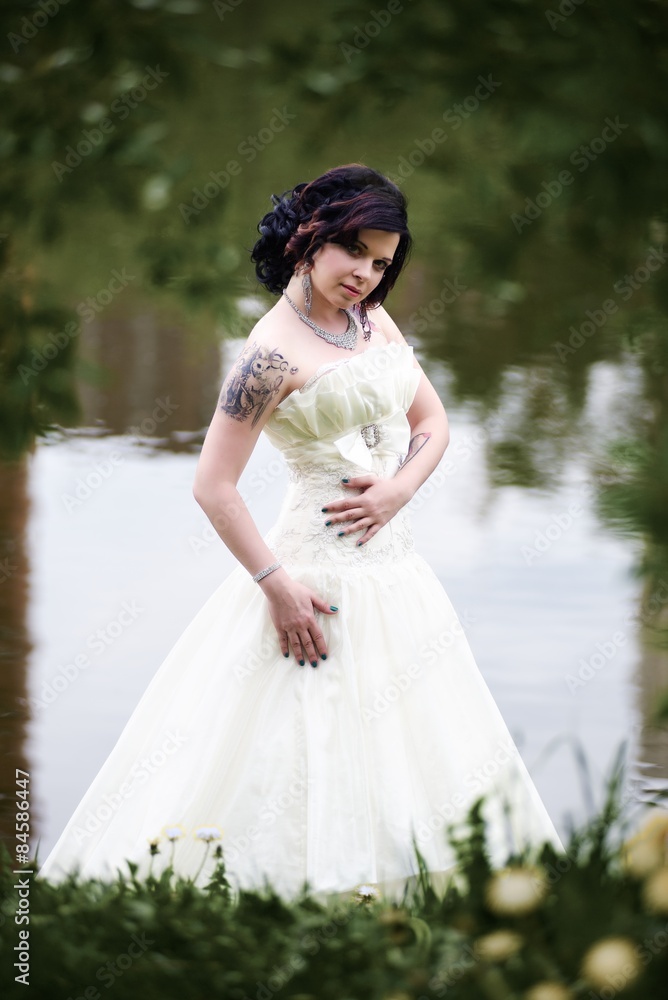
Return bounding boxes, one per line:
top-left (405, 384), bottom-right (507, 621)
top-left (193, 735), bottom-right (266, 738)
top-left (258, 568), bottom-right (338, 667)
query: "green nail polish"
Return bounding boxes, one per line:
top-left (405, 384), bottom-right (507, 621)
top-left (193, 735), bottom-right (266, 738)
top-left (299, 659), bottom-right (305, 666)
top-left (325, 520), bottom-right (331, 526)
top-left (337, 531), bottom-right (345, 537)
top-left (357, 540), bottom-right (364, 546)
top-left (321, 507), bottom-right (328, 512)
top-left (311, 660), bottom-right (318, 668)
top-left (284, 652), bottom-right (289, 658)
top-left (341, 478), bottom-right (349, 483)
top-left (321, 653), bottom-right (327, 660)
top-left (329, 606), bottom-right (338, 611)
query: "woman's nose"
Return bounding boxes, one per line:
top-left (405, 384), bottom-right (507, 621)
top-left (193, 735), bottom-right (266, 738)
top-left (352, 257), bottom-right (373, 279)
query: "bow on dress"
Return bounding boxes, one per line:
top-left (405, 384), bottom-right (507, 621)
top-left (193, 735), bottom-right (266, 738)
top-left (332, 410), bottom-right (412, 473)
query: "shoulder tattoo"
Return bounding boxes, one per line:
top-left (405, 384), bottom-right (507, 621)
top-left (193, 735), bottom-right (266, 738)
top-left (219, 343), bottom-right (298, 427)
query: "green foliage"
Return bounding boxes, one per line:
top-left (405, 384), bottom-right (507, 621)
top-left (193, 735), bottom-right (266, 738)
top-left (2, 762), bottom-right (668, 999)
top-left (0, 265), bottom-right (81, 459)
top-left (270, 0), bottom-right (668, 245)
top-left (0, 0), bottom-right (245, 456)
top-left (594, 428), bottom-right (668, 583)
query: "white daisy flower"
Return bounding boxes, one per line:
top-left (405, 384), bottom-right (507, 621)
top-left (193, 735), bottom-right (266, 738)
top-left (162, 824), bottom-right (186, 842)
top-left (353, 883), bottom-right (380, 903)
top-left (194, 826), bottom-right (223, 842)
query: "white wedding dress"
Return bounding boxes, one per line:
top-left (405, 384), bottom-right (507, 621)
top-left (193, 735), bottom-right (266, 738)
top-left (38, 341), bottom-right (563, 902)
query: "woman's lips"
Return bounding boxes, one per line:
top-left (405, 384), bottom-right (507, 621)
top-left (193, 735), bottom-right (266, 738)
top-left (342, 284), bottom-right (361, 296)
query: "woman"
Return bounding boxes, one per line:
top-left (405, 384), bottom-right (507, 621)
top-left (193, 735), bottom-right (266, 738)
top-left (38, 164), bottom-right (563, 902)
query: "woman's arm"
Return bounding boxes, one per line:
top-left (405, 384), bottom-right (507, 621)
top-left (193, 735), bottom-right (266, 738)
top-left (193, 335), bottom-right (337, 666)
top-left (393, 369), bottom-right (450, 503)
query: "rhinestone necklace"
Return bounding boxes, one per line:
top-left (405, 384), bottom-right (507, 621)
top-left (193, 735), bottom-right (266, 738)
top-left (283, 290), bottom-right (358, 351)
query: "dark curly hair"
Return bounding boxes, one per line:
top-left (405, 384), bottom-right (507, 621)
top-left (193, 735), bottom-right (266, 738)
top-left (250, 163), bottom-right (412, 311)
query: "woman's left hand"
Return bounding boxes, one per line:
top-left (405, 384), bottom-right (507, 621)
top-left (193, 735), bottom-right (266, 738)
top-left (321, 474), bottom-right (411, 546)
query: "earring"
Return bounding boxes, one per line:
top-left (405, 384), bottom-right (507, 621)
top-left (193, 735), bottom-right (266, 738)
top-left (359, 300), bottom-right (371, 341)
top-left (301, 270), bottom-right (312, 316)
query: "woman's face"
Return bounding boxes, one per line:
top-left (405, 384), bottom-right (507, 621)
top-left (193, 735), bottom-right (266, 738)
top-left (307, 228), bottom-right (401, 309)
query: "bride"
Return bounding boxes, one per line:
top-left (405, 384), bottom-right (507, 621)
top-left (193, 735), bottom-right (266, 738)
top-left (38, 163), bottom-right (563, 901)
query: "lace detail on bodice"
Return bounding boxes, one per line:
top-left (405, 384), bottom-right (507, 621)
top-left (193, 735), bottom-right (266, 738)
top-left (265, 460), bottom-right (416, 578)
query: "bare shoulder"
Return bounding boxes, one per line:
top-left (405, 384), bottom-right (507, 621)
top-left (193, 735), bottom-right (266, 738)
top-left (217, 311), bottom-right (299, 429)
top-left (367, 303), bottom-right (410, 346)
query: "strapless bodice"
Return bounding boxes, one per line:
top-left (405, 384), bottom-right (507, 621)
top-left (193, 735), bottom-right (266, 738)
top-left (262, 342), bottom-right (421, 576)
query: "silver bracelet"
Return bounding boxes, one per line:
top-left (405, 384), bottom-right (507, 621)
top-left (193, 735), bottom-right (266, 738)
top-left (252, 561), bottom-right (281, 583)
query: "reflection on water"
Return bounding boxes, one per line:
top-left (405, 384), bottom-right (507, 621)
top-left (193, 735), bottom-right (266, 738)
top-left (1, 309), bottom-right (664, 862)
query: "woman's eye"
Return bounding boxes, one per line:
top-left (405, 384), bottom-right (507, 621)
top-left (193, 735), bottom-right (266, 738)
top-left (375, 260), bottom-right (387, 270)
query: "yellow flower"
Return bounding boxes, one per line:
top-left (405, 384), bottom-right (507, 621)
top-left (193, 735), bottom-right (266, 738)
top-left (524, 982), bottom-right (574, 1000)
top-left (642, 866), bottom-right (668, 915)
top-left (194, 825), bottom-right (223, 842)
top-left (484, 865), bottom-right (548, 917)
top-left (580, 936), bottom-right (641, 991)
top-left (622, 809), bottom-right (668, 877)
top-left (474, 929), bottom-right (523, 962)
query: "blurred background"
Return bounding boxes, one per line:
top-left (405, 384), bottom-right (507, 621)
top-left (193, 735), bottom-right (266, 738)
top-left (1, 0), bottom-right (667, 861)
